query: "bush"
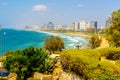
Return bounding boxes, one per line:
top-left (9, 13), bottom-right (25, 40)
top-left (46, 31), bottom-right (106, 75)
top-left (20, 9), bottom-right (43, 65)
top-left (44, 35), bottom-right (64, 53)
top-left (60, 49), bottom-right (99, 79)
top-left (60, 50), bottom-right (70, 72)
top-left (105, 9), bottom-right (120, 47)
top-left (3, 47), bottom-right (55, 80)
top-left (99, 47), bottom-right (120, 60)
top-left (60, 49), bottom-right (120, 79)
top-left (88, 35), bottom-right (102, 49)
top-left (97, 76), bottom-right (120, 80)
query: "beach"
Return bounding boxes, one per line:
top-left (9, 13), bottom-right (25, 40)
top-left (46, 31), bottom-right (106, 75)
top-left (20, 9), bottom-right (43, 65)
top-left (64, 32), bottom-right (91, 38)
top-left (41, 30), bottom-right (110, 49)
top-left (62, 31), bottom-right (109, 49)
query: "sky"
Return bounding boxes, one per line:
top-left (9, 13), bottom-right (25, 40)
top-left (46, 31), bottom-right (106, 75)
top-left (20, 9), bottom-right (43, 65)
top-left (0, 0), bottom-right (120, 29)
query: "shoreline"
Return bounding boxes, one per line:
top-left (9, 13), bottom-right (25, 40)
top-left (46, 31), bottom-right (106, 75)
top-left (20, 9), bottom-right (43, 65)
top-left (3, 28), bottom-right (109, 50)
top-left (64, 32), bottom-right (90, 38)
top-left (14, 29), bottom-right (90, 38)
top-left (40, 30), bottom-right (91, 38)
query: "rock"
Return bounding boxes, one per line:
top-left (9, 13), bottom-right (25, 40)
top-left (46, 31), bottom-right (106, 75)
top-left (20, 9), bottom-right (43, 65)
top-left (8, 73), bottom-right (17, 80)
top-left (33, 72), bottom-right (52, 80)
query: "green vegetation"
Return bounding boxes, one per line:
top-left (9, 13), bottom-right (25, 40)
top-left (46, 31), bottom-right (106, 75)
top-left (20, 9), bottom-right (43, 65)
top-left (44, 35), bottom-right (64, 53)
top-left (3, 46), bottom-right (57, 80)
top-left (88, 35), bottom-right (102, 49)
top-left (99, 47), bottom-right (120, 60)
top-left (60, 48), bottom-right (120, 80)
top-left (105, 9), bottom-right (120, 47)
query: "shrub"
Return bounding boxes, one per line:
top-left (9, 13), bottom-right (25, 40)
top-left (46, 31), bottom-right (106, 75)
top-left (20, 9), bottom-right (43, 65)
top-left (60, 50), bottom-right (70, 72)
top-left (97, 76), bottom-right (120, 80)
top-left (88, 35), bottom-right (102, 49)
top-left (60, 49), bottom-right (99, 79)
top-left (60, 49), bottom-right (120, 79)
top-left (3, 47), bottom-right (54, 80)
top-left (99, 47), bottom-right (120, 60)
top-left (44, 35), bottom-right (64, 53)
top-left (105, 9), bottom-right (120, 47)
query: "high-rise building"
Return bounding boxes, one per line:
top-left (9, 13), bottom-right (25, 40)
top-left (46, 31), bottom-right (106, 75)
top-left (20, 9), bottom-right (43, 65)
top-left (55, 25), bottom-right (63, 30)
top-left (94, 21), bottom-right (97, 29)
top-left (72, 22), bottom-right (80, 31)
top-left (43, 24), bottom-right (48, 30)
top-left (72, 23), bottom-right (75, 31)
top-left (86, 22), bottom-right (91, 29)
top-left (47, 22), bottom-right (54, 30)
top-left (72, 21), bottom-right (98, 32)
top-left (79, 21), bottom-right (86, 31)
top-left (75, 22), bottom-right (80, 31)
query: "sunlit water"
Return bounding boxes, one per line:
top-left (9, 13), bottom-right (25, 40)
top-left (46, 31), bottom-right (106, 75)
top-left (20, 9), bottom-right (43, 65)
top-left (0, 29), bottom-right (89, 55)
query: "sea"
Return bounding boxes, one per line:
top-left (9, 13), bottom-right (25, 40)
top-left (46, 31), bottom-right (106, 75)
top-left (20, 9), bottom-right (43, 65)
top-left (0, 29), bottom-right (89, 55)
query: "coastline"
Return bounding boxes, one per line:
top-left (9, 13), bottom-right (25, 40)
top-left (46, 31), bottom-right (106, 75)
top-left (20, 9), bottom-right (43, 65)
top-left (39, 30), bottom-right (91, 38)
top-left (0, 29), bottom-right (109, 62)
top-left (64, 32), bottom-right (90, 38)
top-left (11, 29), bottom-right (110, 49)
top-left (3, 28), bottom-right (109, 50)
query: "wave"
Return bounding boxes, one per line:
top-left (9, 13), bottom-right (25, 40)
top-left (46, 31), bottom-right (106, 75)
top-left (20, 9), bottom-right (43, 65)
top-left (1, 29), bottom-right (89, 55)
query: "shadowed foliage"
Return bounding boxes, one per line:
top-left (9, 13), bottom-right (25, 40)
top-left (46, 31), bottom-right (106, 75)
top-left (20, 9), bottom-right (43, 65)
top-left (105, 9), bottom-right (120, 47)
top-left (3, 47), bottom-right (49, 80)
top-left (88, 35), bottom-right (102, 49)
top-left (44, 35), bottom-right (64, 53)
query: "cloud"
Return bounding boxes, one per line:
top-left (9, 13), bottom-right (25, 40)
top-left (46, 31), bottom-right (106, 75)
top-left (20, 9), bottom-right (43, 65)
top-left (77, 4), bottom-right (84, 8)
top-left (32, 5), bottom-right (47, 11)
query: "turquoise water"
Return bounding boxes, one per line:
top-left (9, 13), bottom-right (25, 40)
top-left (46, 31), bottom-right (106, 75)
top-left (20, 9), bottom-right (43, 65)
top-left (0, 29), bottom-right (88, 55)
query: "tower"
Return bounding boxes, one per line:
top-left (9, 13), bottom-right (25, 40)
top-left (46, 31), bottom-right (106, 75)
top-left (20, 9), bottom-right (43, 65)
top-left (47, 22), bottom-right (54, 30)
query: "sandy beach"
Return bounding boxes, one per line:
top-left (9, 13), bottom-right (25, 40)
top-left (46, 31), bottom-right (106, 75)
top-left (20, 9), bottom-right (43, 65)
top-left (63, 31), bottom-right (109, 49)
top-left (24, 29), bottom-right (109, 49)
top-left (64, 32), bottom-right (91, 38)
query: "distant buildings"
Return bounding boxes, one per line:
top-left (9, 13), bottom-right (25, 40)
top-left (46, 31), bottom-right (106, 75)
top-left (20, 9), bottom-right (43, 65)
top-left (72, 23), bottom-right (75, 31)
top-left (47, 22), bottom-right (54, 30)
top-left (24, 20), bottom-right (102, 32)
top-left (55, 25), bottom-right (64, 30)
top-left (25, 25), bottom-right (40, 30)
top-left (72, 21), bottom-right (97, 32)
top-left (94, 21), bottom-right (98, 30)
top-left (79, 21), bottom-right (86, 31)
top-left (42, 22), bottom-right (54, 30)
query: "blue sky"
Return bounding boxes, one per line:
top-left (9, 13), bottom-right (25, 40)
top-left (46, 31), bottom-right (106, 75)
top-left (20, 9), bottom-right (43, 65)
top-left (0, 0), bottom-right (120, 28)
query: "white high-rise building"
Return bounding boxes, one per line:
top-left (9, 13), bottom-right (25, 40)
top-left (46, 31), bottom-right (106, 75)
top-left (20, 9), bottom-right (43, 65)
top-left (72, 22), bottom-right (80, 31)
top-left (74, 22), bottom-right (80, 31)
top-left (79, 21), bottom-right (86, 31)
top-left (86, 22), bottom-right (91, 29)
top-left (72, 20), bottom-right (97, 32)
top-left (55, 25), bottom-right (63, 30)
top-left (72, 23), bottom-right (75, 31)
top-left (43, 24), bottom-right (48, 30)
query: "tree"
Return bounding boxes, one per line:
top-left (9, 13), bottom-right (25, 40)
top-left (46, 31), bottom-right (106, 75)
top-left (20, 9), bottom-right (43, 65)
top-left (44, 35), bottom-right (64, 53)
top-left (3, 47), bottom-right (48, 80)
top-left (88, 35), bottom-right (102, 49)
top-left (105, 9), bottom-right (120, 47)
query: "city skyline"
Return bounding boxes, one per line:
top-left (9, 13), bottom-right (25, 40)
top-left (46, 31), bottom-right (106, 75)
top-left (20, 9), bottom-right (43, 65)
top-left (0, 0), bottom-right (120, 28)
